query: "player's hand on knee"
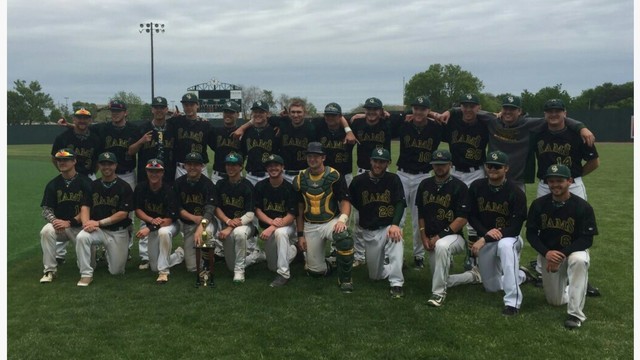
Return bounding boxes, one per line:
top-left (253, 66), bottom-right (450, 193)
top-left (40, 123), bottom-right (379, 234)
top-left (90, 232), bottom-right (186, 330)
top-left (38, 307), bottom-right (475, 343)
top-left (333, 222), bottom-right (347, 233)
top-left (387, 225), bottom-right (402, 242)
top-left (136, 227), bottom-right (150, 239)
top-left (297, 236), bottom-right (307, 251)
top-left (471, 237), bottom-right (486, 256)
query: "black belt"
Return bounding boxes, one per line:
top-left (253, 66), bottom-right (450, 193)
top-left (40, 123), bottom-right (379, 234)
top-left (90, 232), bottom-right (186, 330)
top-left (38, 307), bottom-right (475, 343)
top-left (455, 166), bottom-right (481, 173)
top-left (285, 170), bottom-right (301, 175)
top-left (248, 171), bottom-right (266, 177)
top-left (399, 168), bottom-right (430, 175)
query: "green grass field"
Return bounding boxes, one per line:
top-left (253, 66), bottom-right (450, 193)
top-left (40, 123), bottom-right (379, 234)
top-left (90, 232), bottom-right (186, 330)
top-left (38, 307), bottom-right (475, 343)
top-left (7, 143), bottom-right (634, 359)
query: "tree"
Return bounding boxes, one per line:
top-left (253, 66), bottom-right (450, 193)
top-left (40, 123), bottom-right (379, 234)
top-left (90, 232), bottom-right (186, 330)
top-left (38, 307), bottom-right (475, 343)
top-left (572, 81), bottom-right (634, 110)
top-left (111, 91), bottom-right (149, 122)
top-left (7, 79), bottom-right (55, 125)
top-left (520, 84), bottom-right (571, 114)
top-left (404, 64), bottom-right (484, 111)
top-left (240, 85), bottom-right (263, 119)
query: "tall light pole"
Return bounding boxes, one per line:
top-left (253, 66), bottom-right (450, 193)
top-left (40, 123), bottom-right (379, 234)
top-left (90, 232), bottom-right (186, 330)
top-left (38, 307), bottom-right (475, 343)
top-left (139, 22), bottom-right (165, 100)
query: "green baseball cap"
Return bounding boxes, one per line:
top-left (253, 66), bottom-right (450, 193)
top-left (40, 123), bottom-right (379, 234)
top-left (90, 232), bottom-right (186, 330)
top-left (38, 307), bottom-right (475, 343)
top-left (98, 152), bottom-right (117, 163)
top-left (544, 164), bottom-right (571, 179)
top-left (459, 93), bottom-right (480, 105)
top-left (152, 96), bottom-right (168, 107)
top-left (54, 148), bottom-right (76, 159)
top-left (544, 99), bottom-right (566, 111)
top-left (502, 95), bottom-right (521, 109)
top-left (225, 152), bottom-right (244, 164)
top-left (485, 150), bottom-right (508, 166)
top-left (370, 148), bottom-right (391, 162)
top-left (363, 97), bottom-right (383, 109)
top-left (263, 154), bottom-right (284, 165)
top-left (109, 100), bottom-right (127, 111)
top-left (250, 101), bottom-right (269, 112)
top-left (411, 96), bottom-right (431, 108)
top-left (184, 152), bottom-right (204, 164)
top-left (181, 93), bottom-right (199, 104)
top-left (145, 159), bottom-right (165, 170)
top-left (324, 102), bottom-right (342, 115)
top-left (430, 149), bottom-right (452, 164)
top-left (222, 101), bottom-right (241, 113)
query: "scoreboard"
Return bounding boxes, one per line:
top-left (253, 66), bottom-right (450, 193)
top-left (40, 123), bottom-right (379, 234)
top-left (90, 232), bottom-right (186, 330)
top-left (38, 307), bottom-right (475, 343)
top-left (196, 90), bottom-right (242, 119)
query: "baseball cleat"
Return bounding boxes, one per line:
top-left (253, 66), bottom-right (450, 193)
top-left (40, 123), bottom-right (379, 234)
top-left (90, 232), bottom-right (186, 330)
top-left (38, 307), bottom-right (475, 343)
top-left (564, 315), bottom-right (582, 329)
top-left (77, 277), bottom-right (93, 287)
top-left (339, 282), bottom-right (354, 293)
top-left (175, 247), bottom-right (185, 261)
top-left (502, 306), bottom-right (519, 316)
top-left (40, 271), bottom-right (56, 283)
top-left (413, 257), bottom-right (425, 270)
top-left (55, 257), bottom-right (66, 266)
top-left (470, 266), bottom-right (482, 284)
top-left (233, 271), bottom-right (245, 283)
top-left (586, 283), bottom-right (601, 297)
top-left (270, 275), bottom-right (288, 287)
top-left (519, 265), bottom-right (539, 284)
top-left (352, 259), bottom-right (366, 268)
top-left (427, 294), bottom-right (446, 307)
top-left (156, 273), bottom-right (169, 284)
top-left (138, 260), bottom-right (150, 270)
top-left (389, 286), bottom-right (404, 299)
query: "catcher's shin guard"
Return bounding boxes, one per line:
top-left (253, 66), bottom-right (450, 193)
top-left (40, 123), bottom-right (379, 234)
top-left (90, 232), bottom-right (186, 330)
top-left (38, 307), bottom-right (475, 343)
top-left (334, 229), bottom-right (354, 284)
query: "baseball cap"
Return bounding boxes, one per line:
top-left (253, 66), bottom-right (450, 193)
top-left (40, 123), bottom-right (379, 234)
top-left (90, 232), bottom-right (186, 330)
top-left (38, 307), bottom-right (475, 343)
top-left (152, 96), bottom-right (168, 107)
top-left (430, 149), bottom-right (452, 164)
top-left (411, 96), bottom-right (431, 108)
top-left (54, 148), bottom-right (76, 159)
top-left (184, 152), bottom-right (204, 164)
top-left (324, 102), bottom-right (342, 115)
top-left (74, 108), bottom-right (92, 117)
top-left (225, 152), bottom-right (244, 165)
top-left (459, 93), bottom-right (480, 105)
top-left (306, 142), bottom-right (325, 155)
top-left (485, 150), bottom-right (508, 166)
top-left (109, 100), bottom-right (127, 111)
top-left (502, 95), bottom-right (521, 109)
top-left (263, 154), bottom-right (284, 165)
top-left (370, 148), bottom-right (391, 162)
top-left (363, 97), bottom-right (383, 109)
top-left (251, 101), bottom-right (269, 112)
top-left (145, 159), bottom-right (165, 170)
top-left (544, 99), bottom-right (566, 111)
top-left (181, 93), bottom-right (199, 104)
top-left (98, 152), bottom-right (117, 163)
top-left (544, 164), bottom-right (571, 179)
top-left (222, 101), bottom-right (241, 113)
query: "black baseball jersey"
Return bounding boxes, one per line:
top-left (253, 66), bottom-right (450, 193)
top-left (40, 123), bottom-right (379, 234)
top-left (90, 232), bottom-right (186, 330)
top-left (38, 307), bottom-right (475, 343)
top-left (215, 178), bottom-right (255, 219)
top-left (349, 171), bottom-right (406, 230)
top-left (526, 194), bottom-right (597, 256)
top-left (84, 178), bottom-right (133, 230)
top-left (134, 121), bottom-right (175, 184)
top-left (269, 117), bottom-right (318, 171)
top-left (351, 118), bottom-right (393, 170)
top-left (173, 175), bottom-right (217, 225)
top-left (134, 182), bottom-right (178, 221)
top-left (316, 121), bottom-right (354, 177)
top-left (41, 174), bottom-right (93, 222)
top-left (242, 125), bottom-right (279, 174)
top-left (254, 178), bottom-right (299, 229)
top-left (51, 129), bottom-right (103, 176)
top-left (167, 116), bottom-right (210, 164)
top-left (416, 176), bottom-right (469, 237)
top-left (207, 125), bottom-right (242, 173)
top-left (390, 118), bottom-right (444, 173)
top-left (467, 178), bottom-right (527, 240)
top-left (443, 113), bottom-right (490, 170)
top-left (92, 121), bottom-right (139, 174)
top-left (534, 127), bottom-right (599, 179)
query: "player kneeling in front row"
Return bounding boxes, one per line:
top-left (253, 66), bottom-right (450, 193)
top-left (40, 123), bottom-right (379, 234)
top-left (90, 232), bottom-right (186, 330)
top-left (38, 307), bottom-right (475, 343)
top-left (76, 152), bottom-right (133, 286)
top-left (416, 150), bottom-right (470, 306)
top-left (255, 154), bottom-right (299, 287)
top-left (293, 142), bottom-right (354, 293)
top-left (40, 149), bottom-right (93, 283)
top-left (214, 152), bottom-right (260, 283)
top-left (527, 164), bottom-right (597, 329)
top-left (134, 159), bottom-right (184, 284)
top-left (349, 148), bottom-right (406, 298)
top-left (468, 151), bottom-right (529, 315)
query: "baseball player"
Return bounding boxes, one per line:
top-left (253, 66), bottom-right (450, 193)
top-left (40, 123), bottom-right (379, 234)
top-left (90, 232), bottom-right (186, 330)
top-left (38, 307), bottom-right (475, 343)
top-left (128, 96), bottom-right (175, 185)
top-left (134, 159), bottom-right (184, 283)
top-left (213, 152), bottom-right (259, 283)
top-left (349, 148), bottom-right (406, 298)
top-left (527, 164), bottom-right (597, 329)
top-left (293, 142), bottom-right (354, 293)
top-left (254, 154), bottom-right (299, 287)
top-left (415, 150), bottom-right (469, 306)
top-left (174, 152), bottom-right (217, 273)
top-left (50, 108), bottom-right (102, 264)
top-left (207, 101), bottom-right (243, 184)
top-left (39, 148), bottom-right (92, 283)
top-left (317, 103), bottom-right (355, 185)
top-left (75, 152), bottom-right (134, 286)
top-left (467, 151), bottom-right (529, 315)
top-left (168, 93), bottom-right (210, 179)
top-left (240, 101), bottom-right (279, 186)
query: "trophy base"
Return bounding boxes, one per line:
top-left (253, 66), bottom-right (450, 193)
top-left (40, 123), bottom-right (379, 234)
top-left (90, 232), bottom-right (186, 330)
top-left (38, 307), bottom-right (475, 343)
top-left (195, 246), bottom-right (215, 289)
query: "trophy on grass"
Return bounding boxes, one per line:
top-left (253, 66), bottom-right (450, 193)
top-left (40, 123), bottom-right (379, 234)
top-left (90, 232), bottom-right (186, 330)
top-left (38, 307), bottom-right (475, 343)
top-left (195, 218), bottom-right (215, 288)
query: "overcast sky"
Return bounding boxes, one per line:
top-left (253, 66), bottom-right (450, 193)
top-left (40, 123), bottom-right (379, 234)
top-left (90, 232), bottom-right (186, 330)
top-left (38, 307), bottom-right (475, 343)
top-left (6, 0), bottom-right (635, 113)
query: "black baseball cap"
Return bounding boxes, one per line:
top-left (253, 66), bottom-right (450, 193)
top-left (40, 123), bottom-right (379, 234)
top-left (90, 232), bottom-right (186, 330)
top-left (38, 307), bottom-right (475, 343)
top-left (324, 102), bottom-right (342, 115)
top-left (263, 154), bottom-right (284, 165)
top-left (184, 152), bottom-right (204, 164)
top-left (251, 101), bottom-right (269, 112)
top-left (222, 101), bottom-right (241, 113)
top-left (181, 93), bottom-right (199, 104)
top-left (411, 96), bottom-right (431, 108)
top-left (459, 94), bottom-right (480, 105)
top-left (544, 99), bottom-right (566, 111)
top-left (502, 96), bottom-right (521, 109)
top-left (109, 100), bottom-right (127, 111)
top-left (363, 97), bottom-right (383, 109)
top-left (145, 159), bottom-right (165, 170)
top-left (152, 96), bottom-right (168, 107)
top-left (306, 142), bottom-right (325, 155)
